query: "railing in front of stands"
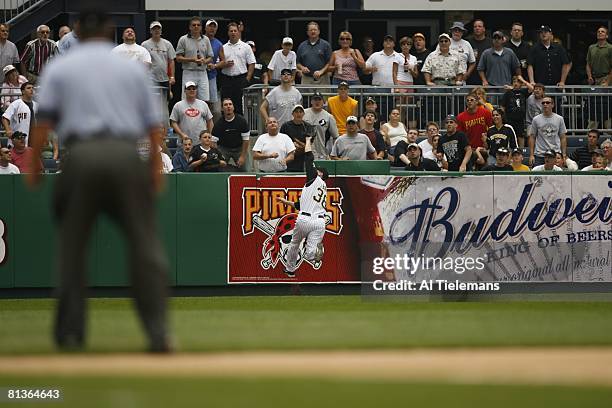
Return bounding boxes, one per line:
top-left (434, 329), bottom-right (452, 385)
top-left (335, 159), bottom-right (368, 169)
top-left (243, 85), bottom-right (612, 137)
top-left (2, 0), bottom-right (47, 24)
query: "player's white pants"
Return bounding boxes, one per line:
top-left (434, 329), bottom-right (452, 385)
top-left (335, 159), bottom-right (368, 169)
top-left (285, 214), bottom-right (326, 272)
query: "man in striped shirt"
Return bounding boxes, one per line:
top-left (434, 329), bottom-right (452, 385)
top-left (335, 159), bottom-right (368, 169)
top-left (19, 25), bottom-right (59, 84)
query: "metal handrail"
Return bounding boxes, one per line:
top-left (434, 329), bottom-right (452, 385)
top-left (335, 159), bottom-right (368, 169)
top-left (3, 0), bottom-right (48, 26)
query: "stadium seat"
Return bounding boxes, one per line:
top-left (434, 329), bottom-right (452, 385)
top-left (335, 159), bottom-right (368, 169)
top-left (43, 159), bottom-right (59, 173)
top-left (567, 137), bottom-right (585, 148)
top-left (166, 137), bottom-right (178, 149)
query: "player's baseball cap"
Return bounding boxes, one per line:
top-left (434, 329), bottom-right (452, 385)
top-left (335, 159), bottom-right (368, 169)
top-left (311, 91), bottom-right (323, 100)
top-left (292, 104), bottom-right (304, 112)
top-left (149, 21), bottom-right (162, 29)
top-left (496, 147), bottom-right (510, 155)
top-left (543, 149), bottom-right (557, 157)
top-left (185, 81), bottom-right (197, 89)
top-left (445, 114), bottom-right (457, 123)
top-left (315, 166), bottom-right (330, 180)
top-left (282, 37), bottom-right (293, 45)
top-left (206, 19), bottom-right (218, 27)
top-left (2, 64), bottom-right (17, 75)
top-left (346, 115), bottom-right (358, 124)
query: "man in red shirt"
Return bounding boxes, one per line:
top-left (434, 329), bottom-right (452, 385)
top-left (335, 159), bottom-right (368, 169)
top-left (10, 131), bottom-right (40, 173)
top-left (456, 92), bottom-right (492, 148)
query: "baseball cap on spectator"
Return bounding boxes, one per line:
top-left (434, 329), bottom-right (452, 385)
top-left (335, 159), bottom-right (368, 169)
top-left (2, 64), bottom-right (17, 76)
top-left (311, 91), bottom-right (323, 100)
top-left (496, 147), bottom-right (510, 155)
top-left (383, 34), bottom-right (395, 41)
top-left (592, 149), bottom-right (605, 157)
top-left (338, 81), bottom-right (349, 89)
top-left (292, 104), bottom-right (304, 112)
top-left (450, 21), bottom-right (467, 32)
top-left (538, 25), bottom-right (552, 33)
top-left (206, 19), bottom-right (218, 27)
top-left (511, 148), bottom-right (523, 155)
top-left (280, 68), bottom-right (292, 75)
top-left (346, 115), bottom-right (358, 124)
top-left (543, 149), bottom-right (557, 157)
top-left (445, 114), bottom-right (457, 123)
top-left (365, 97), bottom-right (376, 104)
top-left (412, 33), bottom-right (426, 40)
top-left (282, 37), bottom-right (293, 45)
top-left (438, 33), bottom-right (451, 41)
top-left (246, 40), bottom-right (255, 47)
top-left (185, 81), bottom-right (197, 89)
top-left (492, 31), bottom-right (505, 39)
top-left (407, 143), bottom-right (420, 150)
top-left (149, 21), bottom-right (162, 29)
top-left (12, 131), bottom-right (26, 140)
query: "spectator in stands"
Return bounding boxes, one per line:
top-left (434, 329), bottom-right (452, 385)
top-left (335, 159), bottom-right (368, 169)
top-left (111, 27), bottom-right (151, 66)
top-left (2, 82), bottom-right (37, 146)
top-left (485, 108), bottom-right (518, 164)
top-left (267, 37), bottom-right (297, 85)
top-left (176, 17), bottom-right (214, 101)
top-left (331, 115), bottom-right (376, 160)
top-left (473, 86), bottom-right (494, 111)
top-left (580, 149), bottom-right (606, 171)
top-left (404, 143), bottom-right (440, 171)
top-left (358, 36), bottom-right (375, 85)
top-left (20, 25), bottom-right (58, 84)
top-left (422, 33), bottom-right (465, 86)
top-left (189, 131), bottom-right (227, 172)
top-left (478, 31), bottom-right (522, 87)
top-left (172, 138), bottom-right (192, 172)
top-left (327, 81), bottom-right (358, 135)
top-left (418, 121), bottom-right (440, 155)
top-left (57, 21), bottom-right (79, 54)
top-left (407, 128), bottom-right (419, 144)
top-left (7, 131), bottom-right (38, 173)
top-left (480, 147), bottom-right (514, 171)
top-left (470, 147), bottom-right (489, 170)
top-left (280, 104), bottom-right (316, 171)
top-left (424, 133), bottom-right (448, 170)
top-left (160, 148), bottom-right (173, 173)
top-left (360, 111), bottom-right (386, 160)
top-left (296, 22), bottom-right (332, 85)
top-left (511, 148), bottom-right (530, 171)
top-left (303, 91), bottom-right (338, 159)
top-left (438, 114), bottom-right (471, 172)
top-left (440, 22), bottom-right (476, 84)
top-left (532, 149), bottom-right (562, 171)
top-left (364, 35), bottom-right (398, 119)
top-left (58, 26), bottom-right (71, 40)
top-left (457, 92), bottom-right (493, 149)
top-left (329, 31), bottom-right (364, 86)
top-left (247, 41), bottom-right (268, 86)
top-left (252, 117), bottom-right (295, 172)
top-left (501, 75), bottom-right (533, 147)
top-left (142, 21), bottom-right (176, 127)
top-left (467, 19), bottom-right (492, 85)
top-left (507, 22), bottom-right (531, 81)
top-left (528, 96), bottom-right (567, 166)
top-left (204, 19), bottom-right (226, 120)
top-left (555, 151), bottom-right (578, 171)
top-left (358, 97), bottom-right (381, 130)
top-left (260, 68), bottom-right (302, 126)
top-left (388, 126), bottom-right (420, 168)
top-left (0, 146), bottom-right (19, 174)
top-left (601, 139), bottom-right (612, 170)
top-left (0, 23), bottom-right (20, 84)
top-left (212, 98), bottom-right (250, 171)
top-left (586, 26), bottom-right (611, 86)
top-left (393, 36), bottom-right (418, 91)
top-left (1, 64), bottom-right (27, 110)
top-left (411, 33), bottom-right (431, 86)
top-left (527, 26), bottom-right (571, 87)
top-left (380, 108), bottom-right (407, 155)
top-left (526, 83), bottom-right (545, 130)
top-left (170, 81), bottom-right (214, 146)
top-left (571, 129), bottom-right (601, 169)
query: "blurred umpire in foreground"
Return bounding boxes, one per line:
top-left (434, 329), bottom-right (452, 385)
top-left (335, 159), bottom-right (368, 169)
top-left (27, 10), bottom-right (171, 353)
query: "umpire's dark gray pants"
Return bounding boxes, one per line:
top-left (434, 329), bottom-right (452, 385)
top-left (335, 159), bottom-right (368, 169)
top-left (53, 138), bottom-right (169, 347)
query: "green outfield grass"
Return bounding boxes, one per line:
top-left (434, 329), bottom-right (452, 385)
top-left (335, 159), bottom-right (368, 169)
top-left (1, 376), bottom-right (612, 408)
top-left (2, 296), bottom-right (612, 353)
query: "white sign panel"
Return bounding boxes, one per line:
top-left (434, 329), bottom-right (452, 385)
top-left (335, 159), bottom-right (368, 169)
top-left (145, 0), bottom-right (334, 10)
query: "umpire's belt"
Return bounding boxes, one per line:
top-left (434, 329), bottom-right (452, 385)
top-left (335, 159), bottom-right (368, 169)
top-left (301, 212), bottom-right (325, 219)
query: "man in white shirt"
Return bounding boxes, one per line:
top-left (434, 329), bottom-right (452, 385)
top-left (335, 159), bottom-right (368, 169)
top-left (220, 22), bottom-right (256, 115)
top-left (2, 82), bottom-right (37, 146)
top-left (531, 149), bottom-right (563, 171)
top-left (252, 117), bottom-right (295, 172)
top-left (112, 27), bottom-right (151, 66)
top-left (364, 35), bottom-right (398, 121)
top-left (0, 147), bottom-right (20, 174)
top-left (267, 37), bottom-right (297, 83)
top-left (435, 22), bottom-right (476, 84)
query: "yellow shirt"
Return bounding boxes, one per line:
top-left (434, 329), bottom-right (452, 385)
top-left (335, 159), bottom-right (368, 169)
top-left (327, 95), bottom-right (358, 135)
top-left (512, 163), bottom-right (530, 172)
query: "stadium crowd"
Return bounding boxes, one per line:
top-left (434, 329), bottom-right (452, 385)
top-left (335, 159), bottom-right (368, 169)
top-left (0, 17), bottom-right (610, 174)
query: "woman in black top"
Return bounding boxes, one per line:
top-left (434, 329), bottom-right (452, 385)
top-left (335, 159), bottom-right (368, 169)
top-left (485, 108), bottom-right (518, 164)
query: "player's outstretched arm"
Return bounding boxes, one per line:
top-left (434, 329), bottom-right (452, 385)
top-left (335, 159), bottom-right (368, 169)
top-left (304, 136), bottom-right (317, 182)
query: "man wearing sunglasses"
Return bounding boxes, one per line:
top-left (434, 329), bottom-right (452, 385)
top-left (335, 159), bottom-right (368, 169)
top-left (422, 33), bottom-right (466, 86)
top-left (19, 24), bottom-right (59, 84)
top-left (528, 96), bottom-right (567, 167)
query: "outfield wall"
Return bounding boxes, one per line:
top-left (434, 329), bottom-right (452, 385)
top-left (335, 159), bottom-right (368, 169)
top-left (0, 166), bottom-right (610, 288)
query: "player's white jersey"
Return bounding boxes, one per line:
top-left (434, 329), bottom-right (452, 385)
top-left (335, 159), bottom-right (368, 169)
top-left (300, 177), bottom-right (327, 216)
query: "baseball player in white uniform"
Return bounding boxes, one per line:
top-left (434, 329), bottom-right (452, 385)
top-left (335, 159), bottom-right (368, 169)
top-left (278, 135), bottom-right (329, 277)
